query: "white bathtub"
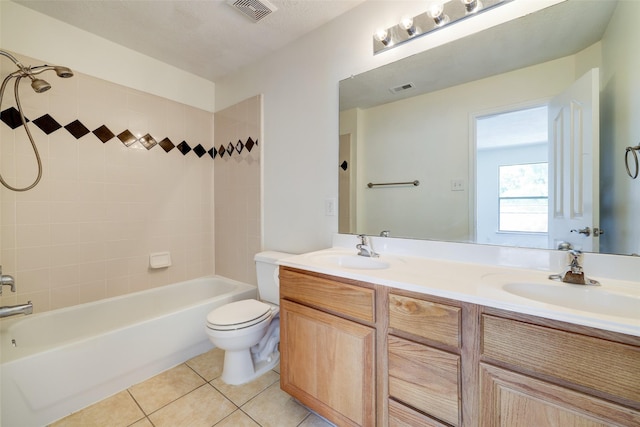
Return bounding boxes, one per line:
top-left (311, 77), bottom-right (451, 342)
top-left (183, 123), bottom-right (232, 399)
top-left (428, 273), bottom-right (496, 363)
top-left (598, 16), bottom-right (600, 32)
top-left (0, 276), bottom-right (257, 427)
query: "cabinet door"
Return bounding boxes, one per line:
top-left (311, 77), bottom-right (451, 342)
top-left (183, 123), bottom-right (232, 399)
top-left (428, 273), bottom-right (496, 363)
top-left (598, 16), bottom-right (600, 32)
top-left (480, 363), bottom-right (640, 427)
top-left (280, 299), bottom-right (375, 427)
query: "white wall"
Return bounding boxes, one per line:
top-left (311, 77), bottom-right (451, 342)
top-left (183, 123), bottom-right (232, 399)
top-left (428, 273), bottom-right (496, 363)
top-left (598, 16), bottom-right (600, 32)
top-left (215, 0), bottom-right (564, 254)
top-left (0, 1), bottom-right (215, 112)
top-left (353, 56), bottom-right (576, 241)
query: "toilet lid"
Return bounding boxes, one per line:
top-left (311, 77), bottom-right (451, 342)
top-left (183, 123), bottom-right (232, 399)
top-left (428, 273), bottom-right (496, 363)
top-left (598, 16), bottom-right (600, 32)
top-left (207, 299), bottom-right (272, 330)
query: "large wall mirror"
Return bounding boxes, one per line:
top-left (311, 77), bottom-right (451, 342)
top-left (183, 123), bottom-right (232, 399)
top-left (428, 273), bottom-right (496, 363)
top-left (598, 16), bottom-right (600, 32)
top-left (339, 0), bottom-right (639, 256)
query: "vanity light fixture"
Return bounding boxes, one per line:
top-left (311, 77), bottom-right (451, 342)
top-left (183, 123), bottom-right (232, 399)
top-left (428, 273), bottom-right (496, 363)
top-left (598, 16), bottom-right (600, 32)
top-left (373, 0), bottom-right (510, 54)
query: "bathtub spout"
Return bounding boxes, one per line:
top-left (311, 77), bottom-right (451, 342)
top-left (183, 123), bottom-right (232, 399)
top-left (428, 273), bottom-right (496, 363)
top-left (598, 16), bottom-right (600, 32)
top-left (0, 301), bottom-right (33, 318)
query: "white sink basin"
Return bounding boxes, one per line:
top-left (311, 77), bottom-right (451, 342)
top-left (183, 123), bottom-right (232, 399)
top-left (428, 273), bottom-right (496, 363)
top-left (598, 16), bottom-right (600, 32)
top-left (310, 253), bottom-right (390, 270)
top-left (502, 282), bottom-right (639, 318)
top-left (482, 273), bottom-right (639, 319)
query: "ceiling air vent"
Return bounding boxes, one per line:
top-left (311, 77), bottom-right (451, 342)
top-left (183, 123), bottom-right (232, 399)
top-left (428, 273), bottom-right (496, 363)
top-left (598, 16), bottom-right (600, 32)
top-left (228, 0), bottom-right (278, 22)
top-left (389, 82), bottom-right (415, 94)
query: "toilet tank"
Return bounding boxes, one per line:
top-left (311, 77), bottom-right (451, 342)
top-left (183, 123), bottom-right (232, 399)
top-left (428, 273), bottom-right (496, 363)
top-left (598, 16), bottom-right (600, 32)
top-left (254, 251), bottom-right (293, 305)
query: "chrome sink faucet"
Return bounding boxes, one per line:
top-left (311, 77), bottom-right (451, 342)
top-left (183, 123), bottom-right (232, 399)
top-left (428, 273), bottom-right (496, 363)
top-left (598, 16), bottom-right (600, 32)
top-left (357, 234), bottom-right (379, 258)
top-left (549, 249), bottom-right (600, 286)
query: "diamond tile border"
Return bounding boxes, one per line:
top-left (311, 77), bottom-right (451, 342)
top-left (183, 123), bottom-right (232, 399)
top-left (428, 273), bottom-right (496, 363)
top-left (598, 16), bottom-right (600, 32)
top-left (0, 107), bottom-right (258, 161)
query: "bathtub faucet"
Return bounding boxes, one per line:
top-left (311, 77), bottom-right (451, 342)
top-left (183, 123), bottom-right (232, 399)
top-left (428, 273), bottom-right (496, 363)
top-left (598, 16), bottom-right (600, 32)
top-left (0, 265), bottom-right (16, 295)
top-left (0, 301), bottom-right (33, 318)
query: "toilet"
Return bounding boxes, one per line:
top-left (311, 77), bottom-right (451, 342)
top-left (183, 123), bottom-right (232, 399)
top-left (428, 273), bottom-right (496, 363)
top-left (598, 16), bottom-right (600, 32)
top-left (205, 251), bottom-right (291, 385)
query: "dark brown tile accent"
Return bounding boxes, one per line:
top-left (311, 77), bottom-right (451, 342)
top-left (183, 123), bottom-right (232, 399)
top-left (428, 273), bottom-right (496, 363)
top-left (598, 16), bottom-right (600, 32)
top-left (33, 114), bottom-right (62, 134)
top-left (93, 125), bottom-right (115, 143)
top-left (193, 144), bottom-right (206, 158)
top-left (1, 107), bottom-right (29, 129)
top-left (117, 129), bottom-right (137, 147)
top-left (159, 137), bottom-right (175, 152)
top-left (139, 134), bottom-right (158, 150)
top-left (176, 141), bottom-right (191, 155)
top-left (65, 120), bottom-right (90, 139)
top-left (245, 137), bottom-right (255, 152)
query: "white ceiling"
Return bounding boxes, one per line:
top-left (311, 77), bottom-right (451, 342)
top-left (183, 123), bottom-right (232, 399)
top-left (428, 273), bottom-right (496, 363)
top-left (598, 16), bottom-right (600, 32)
top-left (14, 0), bottom-right (366, 82)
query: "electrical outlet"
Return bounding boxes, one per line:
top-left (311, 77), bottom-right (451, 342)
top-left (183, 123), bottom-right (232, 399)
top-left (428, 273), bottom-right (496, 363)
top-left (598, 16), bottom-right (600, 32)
top-left (451, 179), bottom-right (465, 191)
top-left (325, 198), bottom-right (337, 216)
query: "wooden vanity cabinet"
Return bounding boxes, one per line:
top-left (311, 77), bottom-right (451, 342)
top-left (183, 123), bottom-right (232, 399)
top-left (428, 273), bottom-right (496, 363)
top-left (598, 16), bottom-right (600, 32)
top-left (279, 266), bottom-right (640, 427)
top-left (479, 309), bottom-right (640, 426)
top-left (279, 267), bottom-right (377, 427)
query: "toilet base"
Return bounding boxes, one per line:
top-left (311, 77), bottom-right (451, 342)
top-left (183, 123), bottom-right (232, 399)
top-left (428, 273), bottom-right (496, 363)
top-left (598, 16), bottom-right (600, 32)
top-left (220, 348), bottom-right (280, 386)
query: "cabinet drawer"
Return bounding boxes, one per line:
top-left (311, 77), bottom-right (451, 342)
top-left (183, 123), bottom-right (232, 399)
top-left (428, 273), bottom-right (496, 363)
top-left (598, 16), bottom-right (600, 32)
top-left (389, 399), bottom-right (450, 427)
top-left (389, 293), bottom-right (461, 347)
top-left (280, 267), bottom-right (375, 323)
top-left (388, 335), bottom-right (461, 426)
top-left (482, 315), bottom-right (640, 403)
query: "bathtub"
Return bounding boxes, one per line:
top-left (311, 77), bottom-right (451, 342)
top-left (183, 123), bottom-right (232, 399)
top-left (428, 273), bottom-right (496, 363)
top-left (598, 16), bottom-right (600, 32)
top-left (0, 275), bottom-right (257, 427)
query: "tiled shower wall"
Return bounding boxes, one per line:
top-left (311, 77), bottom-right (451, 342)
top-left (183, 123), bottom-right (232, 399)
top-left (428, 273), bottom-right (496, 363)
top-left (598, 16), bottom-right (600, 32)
top-left (214, 96), bottom-right (261, 286)
top-left (0, 52), bottom-right (214, 312)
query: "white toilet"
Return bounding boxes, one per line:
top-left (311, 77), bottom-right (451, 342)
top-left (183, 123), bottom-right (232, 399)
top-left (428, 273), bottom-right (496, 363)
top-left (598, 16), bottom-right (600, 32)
top-left (205, 251), bottom-right (291, 385)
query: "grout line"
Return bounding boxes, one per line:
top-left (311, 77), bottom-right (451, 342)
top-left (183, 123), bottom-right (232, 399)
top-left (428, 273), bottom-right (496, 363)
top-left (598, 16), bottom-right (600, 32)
top-left (126, 389), bottom-right (154, 427)
top-left (184, 359), bottom-right (213, 383)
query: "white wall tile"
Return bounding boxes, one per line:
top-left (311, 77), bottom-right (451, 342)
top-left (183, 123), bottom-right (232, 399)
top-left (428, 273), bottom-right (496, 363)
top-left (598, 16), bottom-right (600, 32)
top-left (1, 55), bottom-right (215, 312)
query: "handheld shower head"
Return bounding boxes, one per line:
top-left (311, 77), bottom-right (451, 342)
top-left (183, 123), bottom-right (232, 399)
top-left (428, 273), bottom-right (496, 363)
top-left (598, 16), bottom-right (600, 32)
top-left (30, 78), bottom-right (51, 93)
top-left (54, 66), bottom-right (73, 78)
top-left (0, 49), bottom-right (74, 191)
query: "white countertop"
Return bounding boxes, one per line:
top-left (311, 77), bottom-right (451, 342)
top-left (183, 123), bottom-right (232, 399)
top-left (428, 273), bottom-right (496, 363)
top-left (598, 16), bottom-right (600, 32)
top-left (279, 246), bottom-right (640, 337)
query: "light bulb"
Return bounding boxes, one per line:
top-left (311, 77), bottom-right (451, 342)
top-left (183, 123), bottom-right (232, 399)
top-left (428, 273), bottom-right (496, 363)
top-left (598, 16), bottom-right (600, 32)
top-left (399, 17), bottom-right (417, 36)
top-left (462, 0), bottom-right (482, 13)
top-left (374, 28), bottom-right (391, 46)
top-left (427, 2), bottom-right (449, 26)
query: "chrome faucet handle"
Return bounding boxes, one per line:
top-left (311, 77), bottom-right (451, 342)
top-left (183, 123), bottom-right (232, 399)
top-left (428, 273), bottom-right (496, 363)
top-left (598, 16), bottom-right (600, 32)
top-left (356, 234), bottom-right (379, 257)
top-left (568, 249), bottom-right (583, 272)
top-left (0, 266), bottom-right (16, 295)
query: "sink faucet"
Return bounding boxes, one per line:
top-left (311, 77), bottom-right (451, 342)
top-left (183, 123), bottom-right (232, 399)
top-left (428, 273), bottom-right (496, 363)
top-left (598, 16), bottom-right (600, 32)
top-left (0, 301), bottom-right (33, 318)
top-left (0, 265), bottom-right (16, 295)
top-left (357, 234), bottom-right (379, 258)
top-left (549, 250), bottom-right (600, 286)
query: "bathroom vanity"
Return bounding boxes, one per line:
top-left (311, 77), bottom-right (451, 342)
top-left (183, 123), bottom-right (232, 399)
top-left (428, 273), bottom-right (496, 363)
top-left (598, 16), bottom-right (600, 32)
top-left (278, 244), bottom-right (640, 427)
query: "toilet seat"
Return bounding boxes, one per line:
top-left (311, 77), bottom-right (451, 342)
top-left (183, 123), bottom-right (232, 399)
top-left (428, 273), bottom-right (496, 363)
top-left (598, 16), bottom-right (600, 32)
top-left (207, 299), bottom-right (272, 331)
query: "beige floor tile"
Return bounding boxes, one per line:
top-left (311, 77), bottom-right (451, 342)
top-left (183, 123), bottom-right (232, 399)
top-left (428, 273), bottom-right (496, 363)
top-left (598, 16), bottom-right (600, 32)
top-left (211, 370), bottom-right (280, 406)
top-left (129, 417), bottom-right (154, 427)
top-left (148, 384), bottom-right (236, 427)
top-left (186, 347), bottom-right (225, 381)
top-left (215, 409), bottom-right (261, 427)
top-left (50, 390), bottom-right (144, 427)
top-left (129, 364), bottom-right (206, 414)
top-left (241, 382), bottom-right (309, 427)
top-left (299, 412), bottom-right (336, 427)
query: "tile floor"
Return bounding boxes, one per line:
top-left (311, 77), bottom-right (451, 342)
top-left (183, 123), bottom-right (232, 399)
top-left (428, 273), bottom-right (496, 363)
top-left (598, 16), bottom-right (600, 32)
top-left (50, 348), bottom-right (334, 427)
